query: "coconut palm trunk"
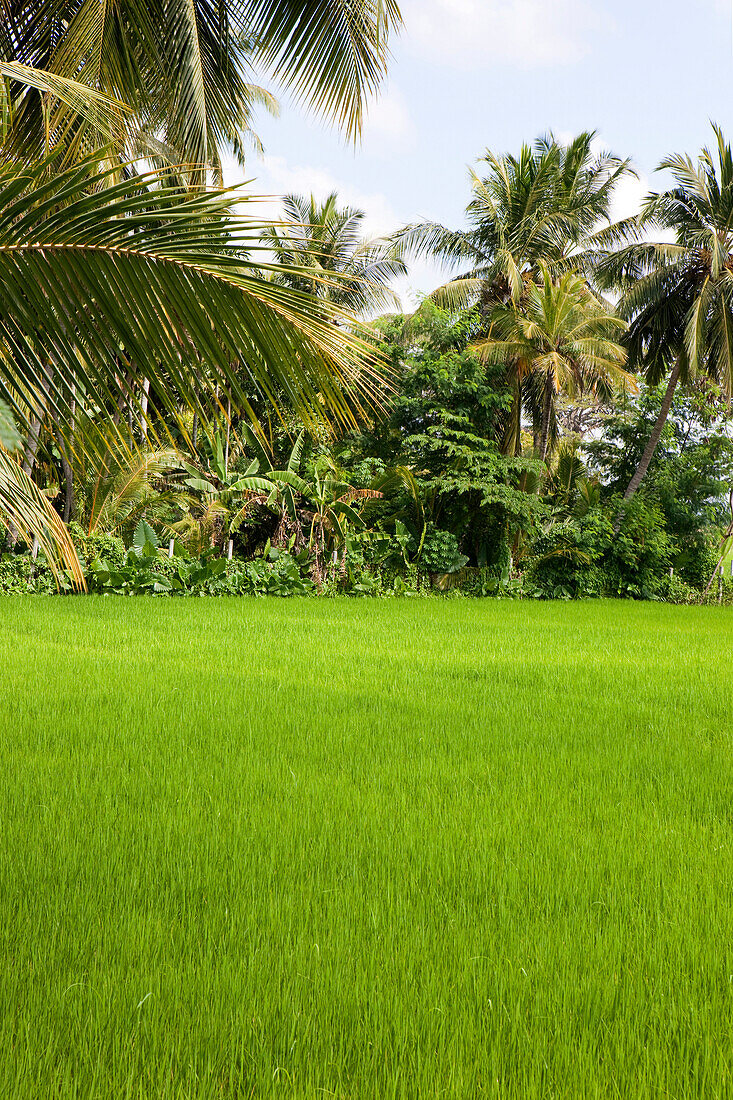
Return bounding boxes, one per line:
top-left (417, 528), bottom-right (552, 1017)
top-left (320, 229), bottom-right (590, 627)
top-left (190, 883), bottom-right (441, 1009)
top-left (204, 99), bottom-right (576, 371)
top-left (54, 382), bottom-right (76, 524)
top-left (139, 378), bottom-right (150, 441)
top-left (58, 437), bottom-right (74, 523)
top-left (538, 373), bottom-right (554, 463)
top-left (502, 381), bottom-right (523, 457)
top-left (8, 373), bottom-right (48, 547)
top-left (21, 366), bottom-right (51, 477)
top-left (21, 409), bottom-right (43, 478)
top-left (622, 356), bottom-right (681, 502)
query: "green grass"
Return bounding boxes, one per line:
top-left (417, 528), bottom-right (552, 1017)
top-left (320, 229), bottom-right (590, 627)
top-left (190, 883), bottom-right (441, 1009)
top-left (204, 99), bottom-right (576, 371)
top-left (1, 597), bottom-right (733, 1098)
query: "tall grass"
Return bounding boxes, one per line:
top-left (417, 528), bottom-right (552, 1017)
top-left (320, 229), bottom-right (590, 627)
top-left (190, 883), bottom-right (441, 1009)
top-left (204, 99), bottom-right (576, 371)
top-left (1, 597), bottom-right (732, 1098)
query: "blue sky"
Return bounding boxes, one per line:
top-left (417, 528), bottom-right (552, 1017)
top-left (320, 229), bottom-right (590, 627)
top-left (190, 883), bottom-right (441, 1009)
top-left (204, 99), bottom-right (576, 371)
top-left (224, 0), bottom-right (733, 306)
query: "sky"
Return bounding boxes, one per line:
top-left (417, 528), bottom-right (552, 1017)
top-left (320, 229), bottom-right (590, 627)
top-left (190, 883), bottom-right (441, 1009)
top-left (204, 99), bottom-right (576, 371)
top-left (223, 0), bottom-right (733, 308)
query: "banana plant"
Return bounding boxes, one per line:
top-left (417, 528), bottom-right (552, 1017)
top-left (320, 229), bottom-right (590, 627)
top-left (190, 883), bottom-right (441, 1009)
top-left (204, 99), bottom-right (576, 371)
top-left (174, 431), bottom-right (274, 551)
top-left (301, 455), bottom-right (381, 569)
top-left (233, 427), bottom-right (381, 577)
top-left (231, 427), bottom-right (311, 546)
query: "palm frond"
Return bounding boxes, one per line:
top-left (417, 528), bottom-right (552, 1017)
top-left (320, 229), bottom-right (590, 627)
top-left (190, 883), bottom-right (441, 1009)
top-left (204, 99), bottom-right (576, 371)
top-left (0, 153), bottom-right (387, 451)
top-left (242, 0), bottom-right (402, 142)
top-left (0, 446), bottom-right (84, 586)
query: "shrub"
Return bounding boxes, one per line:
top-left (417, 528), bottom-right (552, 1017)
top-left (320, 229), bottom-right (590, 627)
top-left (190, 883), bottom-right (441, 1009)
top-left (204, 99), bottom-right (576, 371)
top-left (657, 572), bottom-right (698, 605)
top-left (418, 525), bottom-right (469, 575)
top-left (0, 554), bottom-right (58, 594)
top-left (68, 524), bottom-right (126, 570)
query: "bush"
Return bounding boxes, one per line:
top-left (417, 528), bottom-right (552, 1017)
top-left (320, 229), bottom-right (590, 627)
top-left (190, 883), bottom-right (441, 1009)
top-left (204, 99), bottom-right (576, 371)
top-left (68, 524), bottom-right (127, 570)
top-left (657, 572), bottom-right (698, 605)
top-left (524, 500), bottom-right (679, 600)
top-left (418, 525), bottom-right (469, 575)
top-left (674, 529), bottom-right (723, 590)
top-left (605, 498), bottom-right (675, 597)
top-left (524, 510), bottom-right (613, 598)
top-left (0, 554), bottom-right (58, 594)
top-left (88, 541), bottom-right (316, 598)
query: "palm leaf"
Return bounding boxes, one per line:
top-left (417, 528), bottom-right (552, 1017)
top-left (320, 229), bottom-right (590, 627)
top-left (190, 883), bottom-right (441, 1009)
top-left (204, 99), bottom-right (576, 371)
top-left (244, 0), bottom-right (402, 141)
top-left (0, 446), bottom-right (84, 586)
top-left (0, 152), bottom-right (387, 451)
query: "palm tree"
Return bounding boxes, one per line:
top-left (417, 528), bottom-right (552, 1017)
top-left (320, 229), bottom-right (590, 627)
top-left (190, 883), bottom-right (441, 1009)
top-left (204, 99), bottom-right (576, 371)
top-left (475, 264), bottom-right (633, 464)
top-left (73, 444), bottom-right (183, 539)
top-left (393, 133), bottom-right (634, 454)
top-left (0, 2), bottom-right (402, 561)
top-left (0, 0), bottom-right (402, 176)
top-left (596, 125), bottom-right (733, 504)
top-left (263, 192), bottom-right (407, 315)
top-left (393, 132), bottom-right (634, 313)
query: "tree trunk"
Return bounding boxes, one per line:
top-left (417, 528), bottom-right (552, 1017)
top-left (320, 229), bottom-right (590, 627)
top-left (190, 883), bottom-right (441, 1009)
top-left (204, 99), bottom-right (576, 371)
top-left (502, 380), bottom-right (522, 456)
top-left (21, 409), bottom-right (43, 477)
top-left (538, 374), bottom-right (554, 463)
top-left (623, 356), bottom-right (682, 502)
top-left (59, 442), bottom-right (74, 523)
top-left (57, 389), bottom-right (76, 524)
top-left (112, 365), bottom-right (133, 429)
top-left (513, 388), bottom-right (522, 457)
top-left (21, 366), bottom-right (51, 476)
top-left (8, 376), bottom-right (47, 547)
top-left (224, 395), bottom-right (231, 477)
top-left (139, 377), bottom-right (150, 441)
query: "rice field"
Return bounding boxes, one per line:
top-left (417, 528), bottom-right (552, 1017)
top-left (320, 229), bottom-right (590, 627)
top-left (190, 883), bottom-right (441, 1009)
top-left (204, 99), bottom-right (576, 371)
top-left (1, 596), bottom-right (732, 1098)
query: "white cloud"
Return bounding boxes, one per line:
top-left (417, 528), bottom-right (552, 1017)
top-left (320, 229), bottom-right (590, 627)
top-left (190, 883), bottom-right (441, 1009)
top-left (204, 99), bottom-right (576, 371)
top-left (361, 84), bottom-right (416, 155)
top-left (609, 172), bottom-right (650, 223)
top-left (401, 0), bottom-right (610, 68)
top-left (247, 154), bottom-right (401, 239)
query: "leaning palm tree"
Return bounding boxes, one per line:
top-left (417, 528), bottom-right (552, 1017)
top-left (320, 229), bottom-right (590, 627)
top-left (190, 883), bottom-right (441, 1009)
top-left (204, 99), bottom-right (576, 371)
top-left (0, 0), bottom-right (402, 176)
top-left (475, 265), bottom-right (634, 464)
top-left (263, 192), bottom-right (407, 315)
top-left (393, 132), bottom-right (634, 313)
top-left (596, 125), bottom-right (733, 503)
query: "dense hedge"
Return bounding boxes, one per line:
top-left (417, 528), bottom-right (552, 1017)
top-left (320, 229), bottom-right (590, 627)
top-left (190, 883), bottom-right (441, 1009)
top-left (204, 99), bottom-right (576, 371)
top-left (1, 538), bottom-right (729, 603)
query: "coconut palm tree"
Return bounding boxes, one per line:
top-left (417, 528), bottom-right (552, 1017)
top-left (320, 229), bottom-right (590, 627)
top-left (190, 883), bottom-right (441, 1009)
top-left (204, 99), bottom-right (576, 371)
top-left (0, 0), bottom-right (402, 176)
top-left (263, 192), bottom-right (407, 315)
top-left (393, 132), bottom-right (634, 313)
top-left (0, 2), bottom-right (401, 562)
top-left (475, 264), bottom-right (634, 464)
top-left (596, 125), bottom-right (733, 504)
top-left (392, 133), bottom-right (634, 454)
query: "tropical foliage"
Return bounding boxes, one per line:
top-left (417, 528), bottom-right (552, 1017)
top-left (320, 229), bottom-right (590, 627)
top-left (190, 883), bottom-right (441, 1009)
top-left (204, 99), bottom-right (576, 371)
top-left (1, 0), bottom-right (732, 607)
top-left (0, 0), bottom-right (401, 565)
top-left (597, 125), bottom-right (733, 502)
top-left (0, 0), bottom-right (402, 170)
